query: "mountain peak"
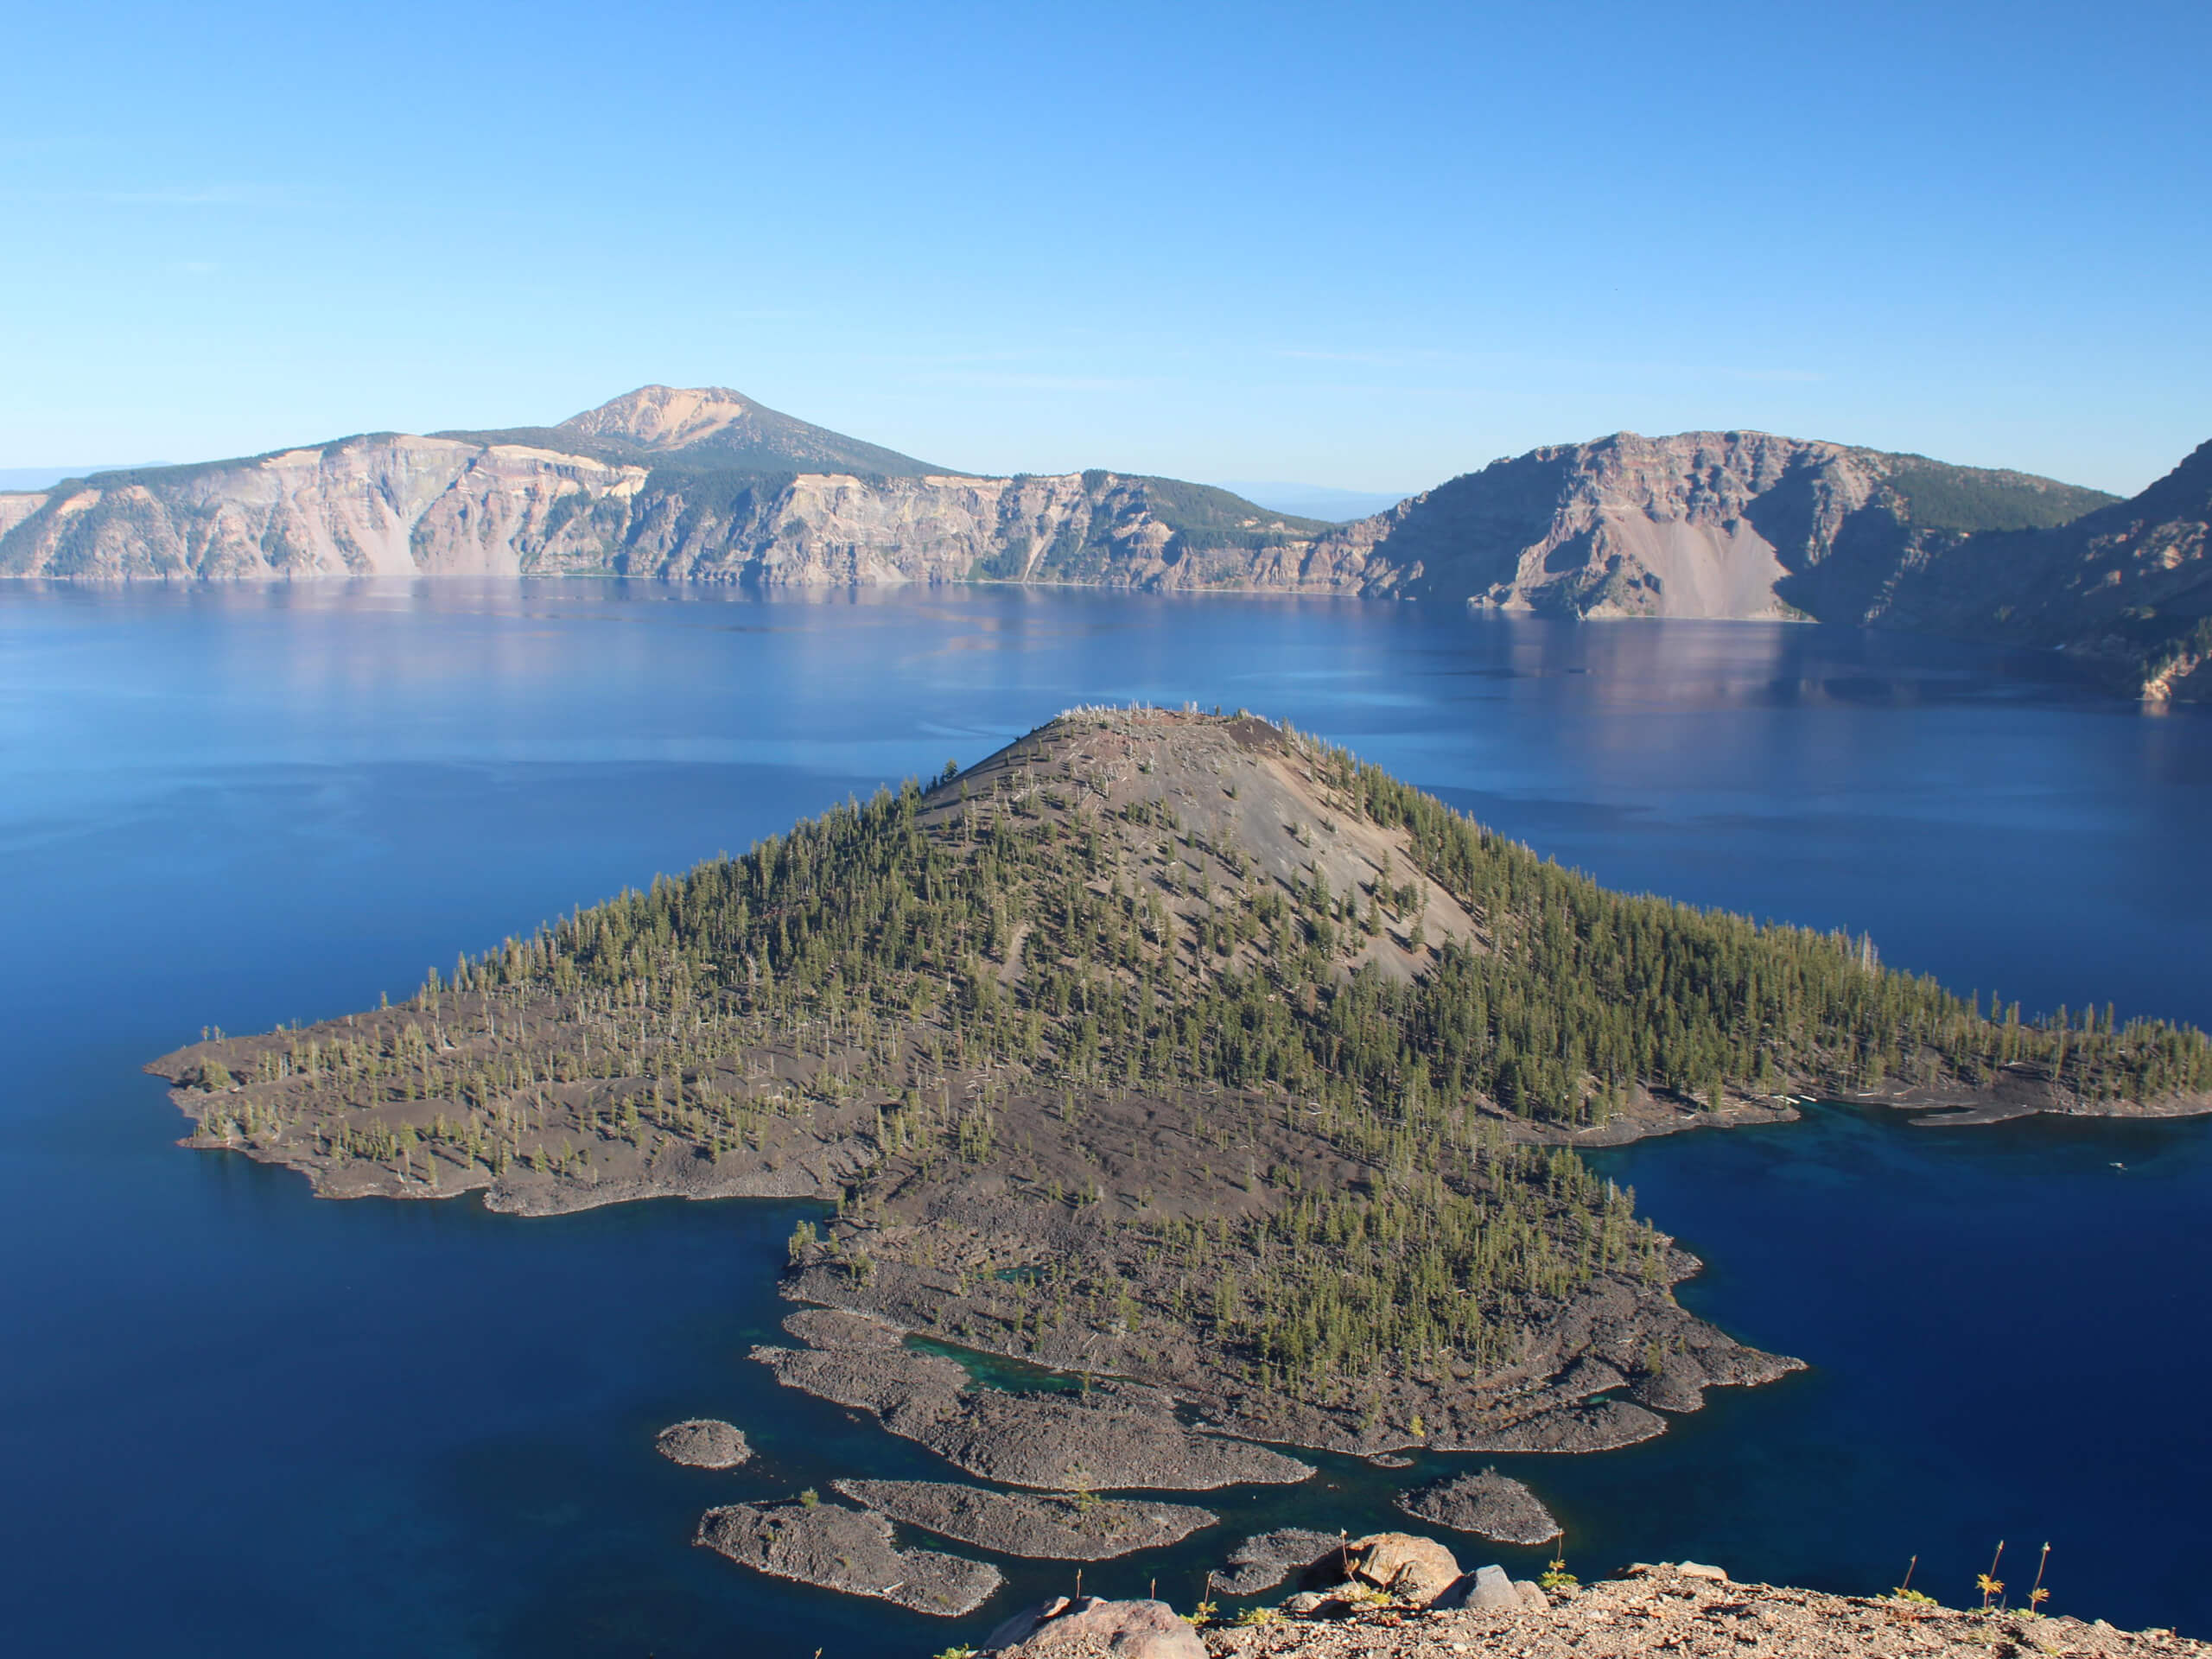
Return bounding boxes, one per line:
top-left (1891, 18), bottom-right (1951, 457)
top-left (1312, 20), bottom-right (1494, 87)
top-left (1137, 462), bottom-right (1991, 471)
top-left (540, 385), bottom-right (946, 476)
top-left (557, 385), bottom-right (761, 453)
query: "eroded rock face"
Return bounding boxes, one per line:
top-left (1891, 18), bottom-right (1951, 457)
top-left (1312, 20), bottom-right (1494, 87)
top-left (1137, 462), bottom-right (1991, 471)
top-left (983, 1595), bottom-right (1205, 1659)
top-left (654, 1418), bottom-right (751, 1468)
top-left (11, 391), bottom-right (2134, 672)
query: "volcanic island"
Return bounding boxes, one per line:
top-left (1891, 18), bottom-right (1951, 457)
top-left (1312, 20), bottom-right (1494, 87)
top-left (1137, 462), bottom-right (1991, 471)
top-left (149, 708), bottom-right (2212, 1618)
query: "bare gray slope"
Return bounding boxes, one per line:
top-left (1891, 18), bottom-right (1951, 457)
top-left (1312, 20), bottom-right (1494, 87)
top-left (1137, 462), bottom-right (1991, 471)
top-left (1277, 430), bottom-right (2116, 620)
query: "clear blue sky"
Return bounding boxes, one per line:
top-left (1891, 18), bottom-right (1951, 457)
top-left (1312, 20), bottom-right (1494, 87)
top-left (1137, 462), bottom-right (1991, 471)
top-left (3, 0), bottom-right (2204, 494)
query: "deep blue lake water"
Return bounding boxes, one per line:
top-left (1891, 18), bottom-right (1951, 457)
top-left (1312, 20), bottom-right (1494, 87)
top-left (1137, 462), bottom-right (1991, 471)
top-left (2, 581), bottom-right (2207, 1656)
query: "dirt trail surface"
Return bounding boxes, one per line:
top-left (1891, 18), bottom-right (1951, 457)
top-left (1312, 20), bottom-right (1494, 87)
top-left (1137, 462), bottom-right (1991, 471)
top-left (693, 1497), bottom-right (1001, 1616)
top-left (833, 1478), bottom-right (1217, 1559)
top-left (1192, 1564), bottom-right (2209, 1659)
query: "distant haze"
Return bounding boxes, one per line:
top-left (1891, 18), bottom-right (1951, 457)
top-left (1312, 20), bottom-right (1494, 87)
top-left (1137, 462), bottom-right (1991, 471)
top-left (1216, 482), bottom-right (1411, 522)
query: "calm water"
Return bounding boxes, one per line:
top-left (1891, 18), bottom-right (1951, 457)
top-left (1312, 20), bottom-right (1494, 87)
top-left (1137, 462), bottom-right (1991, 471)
top-left (2, 581), bottom-right (2207, 1655)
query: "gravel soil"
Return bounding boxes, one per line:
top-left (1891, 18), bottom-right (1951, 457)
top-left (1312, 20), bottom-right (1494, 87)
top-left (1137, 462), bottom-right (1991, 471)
top-left (1197, 1563), bottom-right (2209, 1659)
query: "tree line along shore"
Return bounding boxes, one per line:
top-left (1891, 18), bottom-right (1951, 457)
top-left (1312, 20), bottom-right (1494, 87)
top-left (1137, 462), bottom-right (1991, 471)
top-left (150, 709), bottom-right (2212, 1459)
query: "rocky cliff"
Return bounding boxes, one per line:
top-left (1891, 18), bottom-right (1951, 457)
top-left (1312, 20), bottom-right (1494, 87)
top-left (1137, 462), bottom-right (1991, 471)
top-left (0, 387), bottom-right (1325, 585)
top-left (13, 383), bottom-right (2206, 695)
top-left (1863, 440), bottom-right (2212, 698)
top-left (1282, 429), bottom-right (2117, 620)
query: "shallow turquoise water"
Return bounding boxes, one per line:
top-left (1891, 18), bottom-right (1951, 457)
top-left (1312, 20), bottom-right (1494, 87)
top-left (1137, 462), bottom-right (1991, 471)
top-left (2, 580), bottom-right (2206, 1654)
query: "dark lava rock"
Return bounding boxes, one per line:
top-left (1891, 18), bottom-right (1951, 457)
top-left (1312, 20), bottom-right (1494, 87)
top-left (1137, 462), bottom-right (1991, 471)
top-left (755, 1318), bottom-right (1312, 1492)
top-left (1629, 1354), bottom-right (1710, 1414)
top-left (655, 1418), bottom-right (752, 1469)
top-left (1395, 1469), bottom-right (1560, 1545)
top-left (983, 1594), bottom-right (1205, 1658)
top-left (1553, 1356), bottom-right (1628, 1399)
top-left (694, 1497), bottom-right (1001, 1617)
top-left (834, 1478), bottom-right (1215, 1560)
top-left (751, 1341), bottom-right (968, 1437)
top-left (918, 1387), bottom-right (1313, 1491)
top-left (782, 1306), bottom-right (906, 1350)
top-left (1455, 1400), bottom-right (1665, 1453)
top-left (1210, 1528), bottom-right (1347, 1595)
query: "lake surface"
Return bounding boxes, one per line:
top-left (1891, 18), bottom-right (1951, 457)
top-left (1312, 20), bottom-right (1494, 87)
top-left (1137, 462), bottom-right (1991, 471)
top-left (2, 580), bottom-right (2207, 1655)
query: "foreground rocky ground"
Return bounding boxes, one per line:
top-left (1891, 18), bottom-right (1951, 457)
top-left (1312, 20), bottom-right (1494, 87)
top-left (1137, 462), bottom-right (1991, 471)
top-left (1203, 1568), bottom-right (2207, 1659)
top-left (984, 1564), bottom-right (2209, 1659)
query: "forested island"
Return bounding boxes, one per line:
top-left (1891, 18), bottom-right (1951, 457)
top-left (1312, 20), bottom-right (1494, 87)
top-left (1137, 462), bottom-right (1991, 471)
top-left (151, 708), bottom-right (2212, 1465)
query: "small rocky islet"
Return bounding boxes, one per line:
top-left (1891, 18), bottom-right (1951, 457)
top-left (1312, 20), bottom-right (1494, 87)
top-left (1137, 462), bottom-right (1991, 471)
top-left (1396, 1468), bottom-right (1561, 1546)
top-left (832, 1478), bottom-right (1217, 1560)
top-left (653, 1418), bottom-right (751, 1469)
top-left (694, 1496), bottom-right (1004, 1618)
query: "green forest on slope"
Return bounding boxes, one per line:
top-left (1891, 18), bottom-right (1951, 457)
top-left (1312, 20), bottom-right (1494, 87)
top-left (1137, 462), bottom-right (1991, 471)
top-left (452, 727), bottom-right (2210, 1131)
top-left (165, 713), bottom-right (2212, 1417)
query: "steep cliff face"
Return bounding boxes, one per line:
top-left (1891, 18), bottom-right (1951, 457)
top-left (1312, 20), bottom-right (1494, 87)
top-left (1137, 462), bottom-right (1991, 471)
top-left (0, 491), bottom-right (45, 538)
top-left (16, 384), bottom-right (2198, 694)
top-left (0, 429), bottom-right (1325, 587)
top-left (0, 438), bottom-right (653, 579)
top-left (1866, 440), bottom-right (2212, 697)
top-left (600, 469), bottom-right (1323, 588)
top-left (1288, 431), bottom-right (2115, 620)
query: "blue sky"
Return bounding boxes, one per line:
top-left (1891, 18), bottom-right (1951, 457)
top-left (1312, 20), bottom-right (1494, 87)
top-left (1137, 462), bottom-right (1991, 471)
top-left (2, 0), bottom-right (2204, 494)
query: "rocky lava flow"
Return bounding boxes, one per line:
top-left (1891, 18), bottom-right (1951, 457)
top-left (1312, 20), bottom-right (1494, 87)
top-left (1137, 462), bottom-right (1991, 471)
top-left (693, 1497), bottom-right (1002, 1617)
top-left (1395, 1469), bottom-right (1560, 1545)
top-left (832, 1479), bottom-right (1216, 1560)
top-left (754, 1308), bottom-right (1312, 1491)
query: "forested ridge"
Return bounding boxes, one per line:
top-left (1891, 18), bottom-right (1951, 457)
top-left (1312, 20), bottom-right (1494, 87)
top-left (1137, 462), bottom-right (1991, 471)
top-left (443, 715), bottom-right (2209, 1128)
top-left (154, 709), bottom-right (2211, 1442)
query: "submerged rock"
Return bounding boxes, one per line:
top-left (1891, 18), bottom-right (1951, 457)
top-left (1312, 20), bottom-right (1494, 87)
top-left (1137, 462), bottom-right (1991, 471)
top-left (1395, 1469), bottom-right (1560, 1545)
top-left (833, 1478), bottom-right (1215, 1560)
top-left (693, 1497), bottom-right (1001, 1617)
top-left (654, 1419), bottom-right (751, 1469)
